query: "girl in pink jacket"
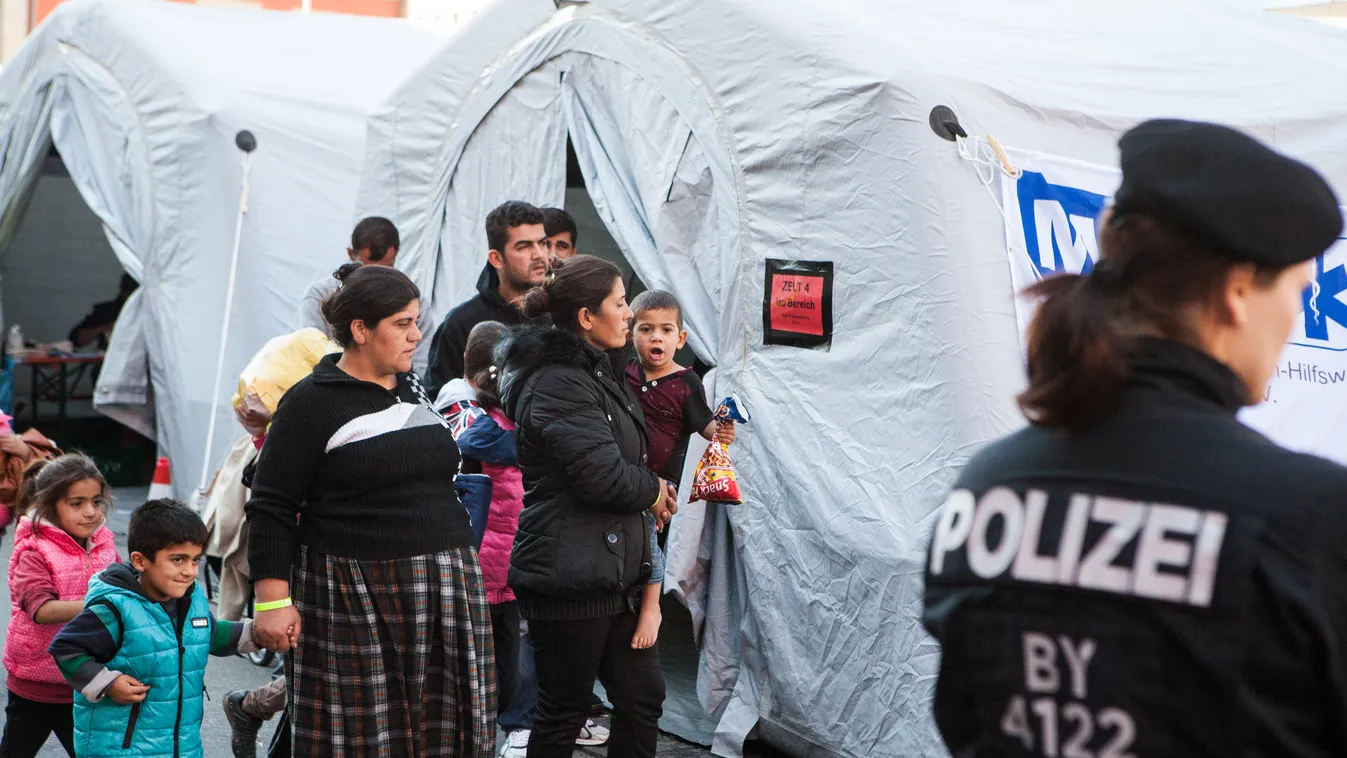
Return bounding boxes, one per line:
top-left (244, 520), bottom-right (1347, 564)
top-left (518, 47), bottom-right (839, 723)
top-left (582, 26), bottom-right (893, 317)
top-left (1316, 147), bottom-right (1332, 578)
top-left (2, 454), bottom-right (119, 757)
top-left (453, 323), bottom-right (525, 708)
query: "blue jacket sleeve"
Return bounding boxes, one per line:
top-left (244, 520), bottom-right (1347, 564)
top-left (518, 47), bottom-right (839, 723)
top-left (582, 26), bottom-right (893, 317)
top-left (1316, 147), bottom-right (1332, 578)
top-left (455, 473), bottom-right (493, 547)
top-left (456, 414), bottom-right (518, 466)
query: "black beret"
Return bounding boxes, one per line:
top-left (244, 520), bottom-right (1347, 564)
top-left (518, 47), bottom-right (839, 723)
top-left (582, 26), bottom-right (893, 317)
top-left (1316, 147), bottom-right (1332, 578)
top-left (1112, 119), bottom-right (1342, 267)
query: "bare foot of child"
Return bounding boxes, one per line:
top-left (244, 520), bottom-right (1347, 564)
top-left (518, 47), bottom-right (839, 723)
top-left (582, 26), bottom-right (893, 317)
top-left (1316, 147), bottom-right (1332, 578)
top-left (632, 607), bottom-right (662, 649)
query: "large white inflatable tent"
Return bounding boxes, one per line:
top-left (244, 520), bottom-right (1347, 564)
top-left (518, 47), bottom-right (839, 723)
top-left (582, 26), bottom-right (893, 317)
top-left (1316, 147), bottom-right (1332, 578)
top-left (0, 0), bottom-right (443, 492)
top-left (359, 1), bottom-right (1347, 755)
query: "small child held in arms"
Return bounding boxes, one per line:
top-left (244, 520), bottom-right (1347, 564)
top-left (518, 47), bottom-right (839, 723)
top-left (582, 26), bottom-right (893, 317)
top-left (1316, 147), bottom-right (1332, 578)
top-left (1, 455), bottom-right (120, 758)
top-left (49, 499), bottom-right (257, 758)
top-left (625, 291), bottom-right (735, 649)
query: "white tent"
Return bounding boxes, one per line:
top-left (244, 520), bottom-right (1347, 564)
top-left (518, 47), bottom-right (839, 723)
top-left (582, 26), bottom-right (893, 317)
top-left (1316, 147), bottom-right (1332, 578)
top-left (0, 0), bottom-right (443, 493)
top-left (360, 1), bottom-right (1347, 756)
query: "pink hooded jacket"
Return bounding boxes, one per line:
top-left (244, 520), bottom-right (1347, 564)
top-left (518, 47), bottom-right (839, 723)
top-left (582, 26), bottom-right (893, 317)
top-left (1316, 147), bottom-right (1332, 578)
top-left (477, 410), bottom-right (523, 605)
top-left (5, 516), bottom-right (119, 696)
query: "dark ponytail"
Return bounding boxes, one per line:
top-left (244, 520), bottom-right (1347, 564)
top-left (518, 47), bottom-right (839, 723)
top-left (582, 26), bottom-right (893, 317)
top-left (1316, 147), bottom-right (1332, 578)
top-left (521, 287), bottom-right (552, 324)
top-left (320, 262), bottom-right (420, 348)
top-left (464, 321), bottom-right (510, 410)
top-left (1018, 213), bottom-right (1284, 431)
top-left (15, 458), bottom-right (47, 520)
top-left (521, 254), bottom-right (622, 333)
top-left (1018, 273), bottom-right (1131, 431)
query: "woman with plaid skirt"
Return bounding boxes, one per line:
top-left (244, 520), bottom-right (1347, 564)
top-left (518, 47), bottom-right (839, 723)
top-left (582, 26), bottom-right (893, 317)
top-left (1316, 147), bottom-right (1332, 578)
top-left (244, 263), bottom-right (496, 757)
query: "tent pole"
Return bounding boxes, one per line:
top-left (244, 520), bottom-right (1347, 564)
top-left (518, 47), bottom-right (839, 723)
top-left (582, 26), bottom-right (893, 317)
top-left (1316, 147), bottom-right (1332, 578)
top-left (198, 134), bottom-right (256, 494)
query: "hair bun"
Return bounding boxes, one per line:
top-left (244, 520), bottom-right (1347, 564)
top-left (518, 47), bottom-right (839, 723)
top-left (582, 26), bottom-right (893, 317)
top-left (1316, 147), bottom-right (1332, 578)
top-left (521, 286), bottom-right (552, 320)
top-left (334, 262), bottom-right (364, 284)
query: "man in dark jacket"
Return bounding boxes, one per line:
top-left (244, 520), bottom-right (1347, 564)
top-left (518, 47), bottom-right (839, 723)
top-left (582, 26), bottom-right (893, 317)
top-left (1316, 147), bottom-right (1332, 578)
top-left (425, 201), bottom-right (549, 397)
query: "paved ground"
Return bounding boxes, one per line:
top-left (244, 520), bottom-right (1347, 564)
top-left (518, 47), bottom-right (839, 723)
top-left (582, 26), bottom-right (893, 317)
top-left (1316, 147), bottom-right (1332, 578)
top-left (0, 488), bottom-right (754, 757)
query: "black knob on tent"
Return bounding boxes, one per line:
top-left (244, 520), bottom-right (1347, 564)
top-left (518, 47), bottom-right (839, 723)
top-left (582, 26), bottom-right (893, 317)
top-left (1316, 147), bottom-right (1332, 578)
top-left (235, 130), bottom-right (257, 153)
top-left (929, 106), bottom-right (967, 142)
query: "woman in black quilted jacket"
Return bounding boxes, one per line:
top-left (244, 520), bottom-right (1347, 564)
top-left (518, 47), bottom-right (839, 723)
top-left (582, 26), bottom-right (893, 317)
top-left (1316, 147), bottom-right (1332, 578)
top-left (498, 254), bottom-right (677, 758)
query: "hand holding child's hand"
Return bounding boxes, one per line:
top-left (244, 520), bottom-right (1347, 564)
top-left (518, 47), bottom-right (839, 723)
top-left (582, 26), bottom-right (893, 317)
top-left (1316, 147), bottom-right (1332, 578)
top-left (107, 675), bottom-right (150, 705)
top-left (253, 604), bottom-right (301, 653)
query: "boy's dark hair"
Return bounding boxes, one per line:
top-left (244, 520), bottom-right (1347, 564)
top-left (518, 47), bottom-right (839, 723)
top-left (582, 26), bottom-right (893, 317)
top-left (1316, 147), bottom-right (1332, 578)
top-left (485, 201), bottom-right (545, 253)
top-left (542, 207), bottom-right (578, 243)
top-left (321, 263), bottom-right (421, 348)
top-left (128, 499), bottom-right (208, 560)
top-left (21, 453), bottom-right (110, 534)
top-left (351, 217), bottom-right (400, 262)
top-left (631, 290), bottom-right (684, 330)
top-left (464, 321), bottom-right (510, 411)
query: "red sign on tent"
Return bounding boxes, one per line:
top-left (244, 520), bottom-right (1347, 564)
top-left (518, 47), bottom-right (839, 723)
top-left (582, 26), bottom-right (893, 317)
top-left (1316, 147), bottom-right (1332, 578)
top-left (763, 259), bottom-right (833, 347)
top-left (769, 273), bottom-right (825, 336)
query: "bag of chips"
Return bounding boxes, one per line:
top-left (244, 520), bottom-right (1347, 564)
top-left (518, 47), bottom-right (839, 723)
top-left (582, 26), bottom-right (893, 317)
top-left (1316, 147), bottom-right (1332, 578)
top-left (690, 395), bottom-right (750, 504)
top-left (714, 393), bottom-right (750, 425)
top-left (232, 328), bottom-right (340, 435)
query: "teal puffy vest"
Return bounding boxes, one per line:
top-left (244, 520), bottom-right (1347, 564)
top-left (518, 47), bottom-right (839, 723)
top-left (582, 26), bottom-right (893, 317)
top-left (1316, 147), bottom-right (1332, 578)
top-left (72, 574), bottom-right (212, 758)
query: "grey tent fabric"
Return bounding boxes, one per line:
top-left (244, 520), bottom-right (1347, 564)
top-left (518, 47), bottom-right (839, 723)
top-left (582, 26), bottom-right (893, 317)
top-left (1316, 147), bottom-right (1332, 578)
top-left (432, 62), bottom-right (567, 325)
top-left (360, 1), bottom-right (1347, 756)
top-left (0, 0), bottom-right (443, 491)
top-left (561, 55), bottom-right (720, 362)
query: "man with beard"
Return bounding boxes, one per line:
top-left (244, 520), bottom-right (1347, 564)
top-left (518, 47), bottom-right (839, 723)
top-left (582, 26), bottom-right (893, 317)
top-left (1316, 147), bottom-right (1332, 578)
top-left (426, 201), bottom-right (549, 397)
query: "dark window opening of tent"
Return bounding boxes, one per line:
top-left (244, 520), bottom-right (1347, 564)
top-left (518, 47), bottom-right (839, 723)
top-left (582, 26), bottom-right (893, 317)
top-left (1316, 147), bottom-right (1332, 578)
top-left (0, 145), bottom-right (156, 485)
top-left (564, 137), bottom-right (709, 377)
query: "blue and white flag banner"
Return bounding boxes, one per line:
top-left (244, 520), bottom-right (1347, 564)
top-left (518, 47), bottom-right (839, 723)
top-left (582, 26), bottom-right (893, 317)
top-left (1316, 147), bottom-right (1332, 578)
top-left (1000, 148), bottom-right (1347, 465)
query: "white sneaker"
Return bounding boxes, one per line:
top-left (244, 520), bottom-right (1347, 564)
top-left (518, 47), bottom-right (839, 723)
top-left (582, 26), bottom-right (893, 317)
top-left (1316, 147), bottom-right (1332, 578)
top-left (499, 729), bottom-right (530, 758)
top-left (576, 719), bottom-right (610, 746)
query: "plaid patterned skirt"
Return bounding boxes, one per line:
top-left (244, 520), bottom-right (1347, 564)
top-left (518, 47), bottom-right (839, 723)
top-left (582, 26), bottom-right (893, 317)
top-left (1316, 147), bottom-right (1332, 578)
top-left (288, 546), bottom-right (497, 758)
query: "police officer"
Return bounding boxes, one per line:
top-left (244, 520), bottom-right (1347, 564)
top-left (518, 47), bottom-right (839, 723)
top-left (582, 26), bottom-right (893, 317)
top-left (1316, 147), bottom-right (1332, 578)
top-left (924, 119), bottom-right (1347, 758)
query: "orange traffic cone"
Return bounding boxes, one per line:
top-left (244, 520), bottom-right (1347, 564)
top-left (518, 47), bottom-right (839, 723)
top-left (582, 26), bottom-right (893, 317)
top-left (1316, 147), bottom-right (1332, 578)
top-left (148, 457), bottom-right (174, 501)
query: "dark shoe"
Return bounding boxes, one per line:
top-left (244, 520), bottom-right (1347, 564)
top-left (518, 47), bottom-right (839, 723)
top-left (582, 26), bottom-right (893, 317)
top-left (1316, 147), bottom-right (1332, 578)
top-left (225, 690), bottom-right (263, 758)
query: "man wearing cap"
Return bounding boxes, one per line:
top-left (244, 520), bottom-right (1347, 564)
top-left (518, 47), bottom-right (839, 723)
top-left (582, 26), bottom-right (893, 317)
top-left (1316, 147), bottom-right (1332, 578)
top-left (923, 119), bottom-right (1347, 757)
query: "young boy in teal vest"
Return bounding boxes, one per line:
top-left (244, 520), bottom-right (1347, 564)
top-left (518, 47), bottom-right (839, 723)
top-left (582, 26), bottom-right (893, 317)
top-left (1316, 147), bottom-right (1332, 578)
top-left (49, 499), bottom-right (257, 757)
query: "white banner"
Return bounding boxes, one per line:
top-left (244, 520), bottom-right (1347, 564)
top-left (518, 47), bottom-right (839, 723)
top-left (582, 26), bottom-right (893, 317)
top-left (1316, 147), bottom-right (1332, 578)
top-left (1000, 149), bottom-right (1347, 465)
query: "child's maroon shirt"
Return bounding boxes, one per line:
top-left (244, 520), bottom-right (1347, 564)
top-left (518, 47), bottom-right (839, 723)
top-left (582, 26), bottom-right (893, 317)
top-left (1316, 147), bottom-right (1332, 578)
top-left (625, 360), bottom-right (714, 484)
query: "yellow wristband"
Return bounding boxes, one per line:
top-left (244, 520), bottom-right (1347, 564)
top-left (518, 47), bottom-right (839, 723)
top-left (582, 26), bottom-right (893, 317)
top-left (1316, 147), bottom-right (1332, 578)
top-left (254, 597), bottom-right (292, 613)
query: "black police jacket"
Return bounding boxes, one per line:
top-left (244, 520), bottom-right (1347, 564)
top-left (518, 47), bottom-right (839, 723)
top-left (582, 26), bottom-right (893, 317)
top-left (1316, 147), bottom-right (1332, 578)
top-left (924, 338), bottom-right (1347, 758)
top-left (499, 326), bottom-right (661, 620)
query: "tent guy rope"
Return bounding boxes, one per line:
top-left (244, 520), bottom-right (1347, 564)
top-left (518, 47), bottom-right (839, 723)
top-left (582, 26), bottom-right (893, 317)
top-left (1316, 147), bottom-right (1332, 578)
top-left (957, 134), bottom-right (1020, 214)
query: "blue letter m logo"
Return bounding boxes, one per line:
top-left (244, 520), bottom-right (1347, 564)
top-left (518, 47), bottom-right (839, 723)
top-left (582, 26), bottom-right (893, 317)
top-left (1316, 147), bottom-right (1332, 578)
top-left (1017, 171), bottom-right (1108, 279)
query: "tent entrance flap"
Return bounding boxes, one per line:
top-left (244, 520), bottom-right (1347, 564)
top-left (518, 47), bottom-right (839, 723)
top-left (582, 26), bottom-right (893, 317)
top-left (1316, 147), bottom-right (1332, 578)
top-left (557, 54), bottom-right (756, 754)
top-left (0, 44), bottom-right (157, 444)
top-left (0, 150), bottom-right (134, 429)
